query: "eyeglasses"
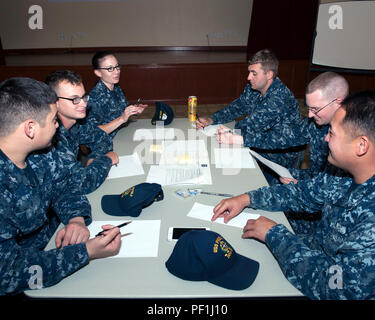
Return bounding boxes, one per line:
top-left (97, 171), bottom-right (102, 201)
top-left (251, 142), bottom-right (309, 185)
top-left (58, 94), bottom-right (89, 105)
top-left (308, 98), bottom-right (337, 115)
top-left (96, 64), bottom-right (122, 72)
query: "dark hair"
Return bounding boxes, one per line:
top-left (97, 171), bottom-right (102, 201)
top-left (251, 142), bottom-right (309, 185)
top-left (248, 49), bottom-right (278, 79)
top-left (92, 51), bottom-right (115, 69)
top-left (341, 90), bottom-right (375, 142)
top-left (0, 77), bottom-right (57, 137)
top-left (45, 69), bottom-right (82, 92)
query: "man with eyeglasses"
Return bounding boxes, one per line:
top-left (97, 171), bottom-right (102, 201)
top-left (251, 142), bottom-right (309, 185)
top-left (248, 71), bottom-right (349, 185)
top-left (87, 51), bottom-right (147, 139)
top-left (46, 70), bottom-right (119, 194)
top-left (212, 91), bottom-right (375, 299)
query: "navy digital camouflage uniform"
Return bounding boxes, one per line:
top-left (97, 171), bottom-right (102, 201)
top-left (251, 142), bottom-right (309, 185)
top-left (0, 148), bottom-right (91, 295)
top-left (246, 172), bottom-right (375, 299)
top-left (249, 116), bottom-right (337, 181)
top-left (211, 77), bottom-right (302, 182)
top-left (54, 120), bottom-right (113, 194)
top-left (86, 80), bottom-right (130, 139)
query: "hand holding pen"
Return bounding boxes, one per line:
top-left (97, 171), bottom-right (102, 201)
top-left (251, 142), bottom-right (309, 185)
top-left (196, 114), bottom-right (213, 129)
top-left (95, 221), bottom-right (132, 237)
top-left (86, 225), bottom-right (123, 260)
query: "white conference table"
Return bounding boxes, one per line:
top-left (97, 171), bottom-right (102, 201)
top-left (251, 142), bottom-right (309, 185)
top-left (26, 118), bottom-right (302, 299)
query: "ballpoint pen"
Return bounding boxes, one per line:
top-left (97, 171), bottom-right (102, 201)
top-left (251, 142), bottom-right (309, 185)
top-left (196, 114), bottom-right (204, 130)
top-left (95, 221), bottom-right (132, 237)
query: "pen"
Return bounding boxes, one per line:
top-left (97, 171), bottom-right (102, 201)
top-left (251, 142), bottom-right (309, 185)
top-left (95, 221), bottom-right (132, 237)
top-left (214, 130), bottom-right (232, 136)
top-left (200, 191), bottom-right (234, 197)
top-left (196, 114), bottom-right (204, 131)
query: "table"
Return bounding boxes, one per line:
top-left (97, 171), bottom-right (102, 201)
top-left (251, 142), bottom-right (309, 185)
top-left (26, 119), bottom-right (302, 299)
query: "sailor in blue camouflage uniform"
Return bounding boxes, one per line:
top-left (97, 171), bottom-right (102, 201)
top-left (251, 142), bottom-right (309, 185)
top-left (212, 91), bottom-right (375, 299)
top-left (0, 77), bottom-right (121, 295)
top-left (251, 72), bottom-right (349, 183)
top-left (46, 70), bottom-right (119, 194)
top-left (86, 51), bottom-right (147, 139)
top-left (196, 49), bottom-right (302, 184)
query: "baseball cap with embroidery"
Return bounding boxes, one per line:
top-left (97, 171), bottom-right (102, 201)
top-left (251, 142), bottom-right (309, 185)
top-left (101, 183), bottom-right (164, 216)
top-left (165, 230), bottom-right (259, 290)
top-left (151, 101), bottom-right (174, 125)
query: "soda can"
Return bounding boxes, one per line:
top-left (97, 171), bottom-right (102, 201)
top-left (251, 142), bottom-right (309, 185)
top-left (188, 96), bottom-right (197, 122)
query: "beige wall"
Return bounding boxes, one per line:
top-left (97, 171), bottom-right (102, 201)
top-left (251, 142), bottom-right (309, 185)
top-left (0, 0), bottom-right (253, 49)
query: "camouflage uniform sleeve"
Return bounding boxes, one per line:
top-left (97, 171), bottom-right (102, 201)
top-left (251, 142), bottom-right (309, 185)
top-left (248, 174), bottom-right (375, 299)
top-left (0, 151), bottom-right (90, 295)
top-left (55, 127), bottom-right (112, 195)
top-left (243, 117), bottom-right (311, 150)
top-left (288, 167), bottom-right (314, 181)
top-left (48, 149), bottom-right (93, 224)
top-left (211, 84), bottom-right (255, 124)
top-left (247, 173), bottom-right (326, 214)
top-left (78, 122), bottom-right (113, 156)
top-left (86, 98), bottom-right (103, 127)
top-left (240, 93), bottom-right (301, 148)
top-left (266, 218), bottom-right (375, 299)
top-left (56, 147), bottom-right (112, 195)
top-left (0, 221), bottom-right (89, 295)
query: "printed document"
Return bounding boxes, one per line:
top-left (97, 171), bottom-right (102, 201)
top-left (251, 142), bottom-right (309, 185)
top-left (146, 139), bottom-right (212, 185)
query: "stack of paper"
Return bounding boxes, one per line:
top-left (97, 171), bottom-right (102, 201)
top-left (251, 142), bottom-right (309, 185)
top-left (146, 140), bottom-right (212, 185)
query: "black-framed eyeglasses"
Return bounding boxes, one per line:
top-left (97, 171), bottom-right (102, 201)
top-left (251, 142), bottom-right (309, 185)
top-left (307, 98), bottom-right (337, 115)
top-left (96, 64), bottom-right (122, 72)
top-left (58, 94), bottom-right (89, 105)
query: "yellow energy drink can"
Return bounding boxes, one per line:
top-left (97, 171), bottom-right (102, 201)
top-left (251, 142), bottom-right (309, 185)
top-left (188, 96), bottom-right (197, 122)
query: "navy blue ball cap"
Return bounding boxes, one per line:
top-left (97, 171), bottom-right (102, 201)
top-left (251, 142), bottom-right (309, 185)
top-left (101, 183), bottom-right (164, 217)
top-left (151, 101), bottom-right (174, 126)
top-left (165, 230), bottom-right (259, 290)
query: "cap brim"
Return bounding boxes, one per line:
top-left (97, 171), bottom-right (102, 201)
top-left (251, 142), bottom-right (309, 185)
top-left (208, 253), bottom-right (259, 290)
top-left (101, 195), bottom-right (126, 216)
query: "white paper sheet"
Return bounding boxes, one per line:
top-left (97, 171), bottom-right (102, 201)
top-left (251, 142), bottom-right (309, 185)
top-left (187, 202), bottom-right (259, 229)
top-left (147, 139), bottom-right (212, 185)
top-left (107, 153), bottom-right (144, 180)
top-left (214, 147), bottom-right (255, 168)
top-left (197, 124), bottom-right (222, 137)
top-left (133, 128), bottom-right (175, 140)
top-left (88, 220), bottom-right (161, 258)
top-left (146, 165), bottom-right (212, 185)
top-left (159, 140), bottom-right (209, 166)
top-left (249, 149), bottom-right (294, 179)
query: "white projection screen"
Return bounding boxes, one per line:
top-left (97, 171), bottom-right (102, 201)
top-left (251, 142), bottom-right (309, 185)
top-left (312, 1), bottom-right (375, 70)
top-left (0, 0), bottom-right (252, 50)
